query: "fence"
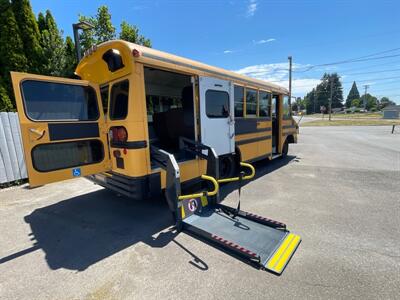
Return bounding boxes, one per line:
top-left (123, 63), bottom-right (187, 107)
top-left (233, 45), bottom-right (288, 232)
top-left (0, 112), bottom-right (27, 184)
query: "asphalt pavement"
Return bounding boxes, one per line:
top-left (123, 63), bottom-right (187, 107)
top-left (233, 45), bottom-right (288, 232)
top-left (0, 126), bottom-right (399, 299)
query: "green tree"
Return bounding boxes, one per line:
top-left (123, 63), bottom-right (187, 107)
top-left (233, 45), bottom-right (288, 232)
top-left (0, 81), bottom-right (13, 111)
top-left (119, 21), bottom-right (151, 47)
top-left (39, 10), bottom-right (66, 76)
top-left (379, 97), bottom-right (396, 109)
top-left (0, 0), bottom-right (28, 110)
top-left (12, 0), bottom-right (43, 73)
top-left (37, 11), bottom-right (46, 32)
top-left (79, 5), bottom-right (152, 54)
top-left (345, 81), bottom-right (360, 108)
top-left (63, 36), bottom-right (77, 77)
top-left (304, 73), bottom-right (343, 114)
top-left (79, 6), bottom-right (116, 53)
top-left (351, 98), bottom-right (361, 108)
top-left (360, 93), bottom-right (378, 111)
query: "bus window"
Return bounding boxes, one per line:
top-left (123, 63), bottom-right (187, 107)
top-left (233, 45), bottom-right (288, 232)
top-left (259, 91), bottom-right (271, 117)
top-left (206, 90), bottom-right (230, 118)
top-left (100, 84), bottom-right (109, 115)
top-left (246, 88), bottom-right (257, 117)
top-left (234, 85), bottom-right (244, 117)
top-left (109, 80), bottom-right (129, 120)
top-left (21, 80), bottom-right (99, 121)
top-left (283, 95), bottom-right (291, 118)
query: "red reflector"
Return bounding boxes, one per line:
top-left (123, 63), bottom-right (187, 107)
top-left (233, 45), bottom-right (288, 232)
top-left (123, 148), bottom-right (127, 155)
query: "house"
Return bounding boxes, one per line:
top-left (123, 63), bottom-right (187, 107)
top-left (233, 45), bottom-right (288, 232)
top-left (382, 105), bottom-right (400, 119)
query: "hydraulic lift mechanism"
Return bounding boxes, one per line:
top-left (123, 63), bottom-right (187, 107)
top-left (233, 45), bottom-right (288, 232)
top-left (151, 138), bottom-right (301, 275)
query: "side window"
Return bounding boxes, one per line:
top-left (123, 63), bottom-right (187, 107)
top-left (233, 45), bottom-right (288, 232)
top-left (21, 80), bottom-right (99, 121)
top-left (234, 85), bottom-right (244, 117)
top-left (259, 91), bottom-right (271, 117)
top-left (205, 90), bottom-right (230, 118)
top-left (246, 88), bottom-right (257, 117)
top-left (283, 95), bottom-right (291, 118)
top-left (110, 80), bottom-right (129, 120)
top-left (100, 85), bottom-right (109, 115)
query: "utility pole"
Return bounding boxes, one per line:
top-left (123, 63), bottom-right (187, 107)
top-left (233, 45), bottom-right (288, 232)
top-left (329, 77), bottom-right (333, 121)
top-left (314, 89), bottom-right (317, 114)
top-left (288, 56), bottom-right (292, 105)
top-left (363, 85), bottom-right (369, 110)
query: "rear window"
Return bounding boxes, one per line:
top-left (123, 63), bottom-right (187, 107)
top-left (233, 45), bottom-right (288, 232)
top-left (21, 80), bottom-right (99, 121)
top-left (32, 140), bottom-right (104, 172)
top-left (109, 80), bottom-right (129, 120)
top-left (205, 90), bottom-right (230, 118)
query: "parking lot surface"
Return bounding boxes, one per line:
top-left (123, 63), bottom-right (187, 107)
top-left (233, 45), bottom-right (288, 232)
top-left (1, 126), bottom-right (399, 299)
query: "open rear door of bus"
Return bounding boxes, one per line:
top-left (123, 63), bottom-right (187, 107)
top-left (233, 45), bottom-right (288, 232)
top-left (11, 72), bottom-right (111, 187)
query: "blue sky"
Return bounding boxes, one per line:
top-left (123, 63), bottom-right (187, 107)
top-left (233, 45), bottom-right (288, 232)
top-left (31, 0), bottom-right (400, 103)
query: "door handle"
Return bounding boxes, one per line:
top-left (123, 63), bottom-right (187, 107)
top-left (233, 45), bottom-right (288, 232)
top-left (29, 128), bottom-right (46, 141)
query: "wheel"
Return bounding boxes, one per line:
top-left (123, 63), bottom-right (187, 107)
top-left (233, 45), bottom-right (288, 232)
top-left (281, 139), bottom-right (289, 158)
top-left (219, 155), bottom-right (236, 179)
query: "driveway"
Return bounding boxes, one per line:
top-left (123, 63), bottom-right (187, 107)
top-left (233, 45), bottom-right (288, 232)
top-left (0, 126), bottom-right (399, 299)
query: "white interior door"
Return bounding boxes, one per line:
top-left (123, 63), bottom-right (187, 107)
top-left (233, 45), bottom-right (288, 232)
top-left (199, 76), bottom-right (234, 156)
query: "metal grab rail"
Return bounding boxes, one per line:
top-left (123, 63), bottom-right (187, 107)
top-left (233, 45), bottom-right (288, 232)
top-left (178, 175), bottom-right (219, 200)
top-left (217, 162), bottom-right (255, 183)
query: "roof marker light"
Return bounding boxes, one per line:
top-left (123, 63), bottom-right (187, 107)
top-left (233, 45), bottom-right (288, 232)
top-left (132, 49), bottom-right (141, 57)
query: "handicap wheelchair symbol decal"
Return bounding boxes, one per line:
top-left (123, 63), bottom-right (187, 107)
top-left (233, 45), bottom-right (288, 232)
top-left (72, 168), bottom-right (81, 177)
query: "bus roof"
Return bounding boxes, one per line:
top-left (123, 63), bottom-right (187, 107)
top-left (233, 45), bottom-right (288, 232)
top-left (80, 40), bottom-right (289, 94)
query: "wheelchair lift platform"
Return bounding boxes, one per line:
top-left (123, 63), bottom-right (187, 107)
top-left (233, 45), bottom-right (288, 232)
top-left (151, 138), bottom-right (301, 275)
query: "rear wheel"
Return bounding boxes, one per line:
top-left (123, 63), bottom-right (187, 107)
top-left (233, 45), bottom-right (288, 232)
top-left (219, 155), bottom-right (236, 179)
top-left (281, 139), bottom-right (289, 158)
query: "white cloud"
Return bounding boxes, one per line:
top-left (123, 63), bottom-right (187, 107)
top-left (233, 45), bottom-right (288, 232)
top-left (223, 50), bottom-right (234, 54)
top-left (254, 38), bottom-right (276, 44)
top-left (246, 0), bottom-right (257, 17)
top-left (234, 63), bottom-right (320, 96)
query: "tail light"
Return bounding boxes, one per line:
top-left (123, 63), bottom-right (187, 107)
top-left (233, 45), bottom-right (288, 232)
top-left (109, 126), bottom-right (128, 143)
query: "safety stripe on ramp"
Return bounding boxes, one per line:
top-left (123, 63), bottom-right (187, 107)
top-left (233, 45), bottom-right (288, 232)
top-left (265, 233), bottom-right (301, 274)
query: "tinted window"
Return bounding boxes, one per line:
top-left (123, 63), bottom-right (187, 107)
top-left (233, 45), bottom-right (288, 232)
top-left (110, 80), bottom-right (129, 120)
top-left (283, 95), bottom-right (291, 117)
top-left (234, 85), bottom-right (244, 117)
top-left (21, 80), bottom-right (98, 121)
top-left (32, 140), bottom-right (104, 172)
top-left (100, 85), bottom-right (109, 114)
top-left (246, 89), bottom-right (257, 117)
top-left (259, 91), bottom-right (271, 117)
top-left (205, 90), bottom-right (229, 118)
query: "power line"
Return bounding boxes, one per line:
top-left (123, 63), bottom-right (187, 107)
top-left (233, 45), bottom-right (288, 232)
top-left (344, 68), bottom-right (400, 76)
top-left (294, 53), bottom-right (400, 73)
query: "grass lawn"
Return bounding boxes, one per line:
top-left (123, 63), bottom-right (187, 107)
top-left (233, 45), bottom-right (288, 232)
top-left (306, 112), bottom-right (382, 119)
top-left (301, 119), bottom-right (400, 127)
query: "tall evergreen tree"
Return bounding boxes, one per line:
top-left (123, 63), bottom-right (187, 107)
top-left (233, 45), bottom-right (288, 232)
top-left (0, 0), bottom-right (28, 110)
top-left (345, 81), bottom-right (360, 108)
top-left (39, 10), bottom-right (66, 76)
top-left (12, 0), bottom-right (43, 73)
top-left (0, 80), bottom-right (14, 111)
top-left (37, 12), bottom-right (47, 32)
top-left (63, 36), bottom-right (77, 77)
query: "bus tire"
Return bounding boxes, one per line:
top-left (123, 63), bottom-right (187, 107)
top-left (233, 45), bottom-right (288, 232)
top-left (281, 139), bottom-right (289, 158)
top-left (219, 155), bottom-right (236, 179)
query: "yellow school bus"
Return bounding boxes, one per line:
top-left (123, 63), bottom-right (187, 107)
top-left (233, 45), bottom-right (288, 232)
top-left (11, 40), bottom-right (298, 199)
